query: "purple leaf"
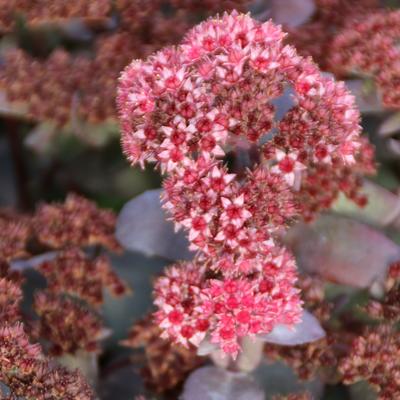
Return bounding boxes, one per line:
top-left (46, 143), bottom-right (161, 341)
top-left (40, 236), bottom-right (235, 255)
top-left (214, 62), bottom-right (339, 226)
top-left (24, 122), bottom-right (57, 153)
top-left (349, 381), bottom-right (377, 400)
top-left (269, 0), bottom-right (315, 28)
top-left (182, 366), bottom-right (265, 400)
top-left (98, 364), bottom-right (145, 400)
top-left (208, 337), bottom-right (264, 373)
top-left (379, 112), bottom-right (400, 137)
top-left (332, 180), bottom-right (400, 230)
top-left (388, 138), bottom-right (400, 156)
top-left (0, 90), bottom-right (29, 119)
top-left (271, 86), bottom-right (296, 121)
top-left (259, 310), bottom-right (325, 345)
top-left (116, 189), bottom-right (193, 260)
top-left (197, 336), bottom-right (218, 356)
top-left (345, 80), bottom-right (384, 114)
top-left (10, 251), bottom-right (58, 271)
top-left (255, 362), bottom-right (324, 399)
top-left (60, 19), bottom-right (94, 41)
top-left (285, 215), bottom-right (400, 288)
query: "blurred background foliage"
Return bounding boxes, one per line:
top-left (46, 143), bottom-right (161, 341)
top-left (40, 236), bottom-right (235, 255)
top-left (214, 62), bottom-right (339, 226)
top-left (2, 1), bottom-right (400, 399)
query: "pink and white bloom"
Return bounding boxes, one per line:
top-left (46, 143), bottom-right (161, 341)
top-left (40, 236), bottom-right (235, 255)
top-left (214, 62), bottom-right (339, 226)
top-left (118, 11), bottom-right (371, 356)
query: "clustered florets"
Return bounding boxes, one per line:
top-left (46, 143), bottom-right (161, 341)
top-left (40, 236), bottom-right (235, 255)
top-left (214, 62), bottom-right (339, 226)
top-left (0, 194), bottom-right (122, 261)
top-left (154, 250), bottom-right (300, 355)
top-left (0, 0), bottom-right (250, 126)
top-left (118, 11), bottom-right (370, 356)
top-left (265, 260), bottom-right (400, 400)
top-left (339, 325), bottom-right (400, 399)
top-left (0, 196), bottom-right (128, 361)
top-left (286, 0), bottom-right (379, 70)
top-left (286, 1), bottom-right (400, 113)
top-left (123, 315), bottom-right (203, 393)
top-left (0, 262), bottom-right (95, 399)
top-left (38, 248), bottom-right (127, 307)
top-left (327, 10), bottom-right (400, 110)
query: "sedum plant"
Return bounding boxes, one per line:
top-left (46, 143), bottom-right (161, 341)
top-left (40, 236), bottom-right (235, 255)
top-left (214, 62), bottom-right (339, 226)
top-left (117, 11), bottom-right (372, 358)
top-left (3, 2), bottom-right (400, 400)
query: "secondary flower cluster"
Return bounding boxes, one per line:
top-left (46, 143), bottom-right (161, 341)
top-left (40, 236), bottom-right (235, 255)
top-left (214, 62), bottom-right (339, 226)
top-left (0, 195), bottom-right (128, 358)
top-left (286, 0), bottom-right (379, 70)
top-left (0, 262), bottom-right (95, 399)
top-left (0, 0), bottom-right (250, 126)
top-left (33, 249), bottom-right (128, 356)
top-left (0, 0), bottom-right (111, 32)
top-left (123, 315), bottom-right (203, 393)
top-left (118, 12), bottom-right (370, 355)
top-left (339, 325), bottom-right (400, 399)
top-left (0, 193), bottom-right (121, 261)
top-left (154, 251), bottom-right (300, 355)
top-left (286, 1), bottom-right (400, 113)
top-left (327, 10), bottom-right (400, 110)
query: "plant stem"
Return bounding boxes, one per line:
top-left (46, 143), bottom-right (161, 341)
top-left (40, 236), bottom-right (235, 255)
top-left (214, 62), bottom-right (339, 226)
top-left (6, 119), bottom-right (31, 211)
top-left (211, 337), bottom-right (264, 373)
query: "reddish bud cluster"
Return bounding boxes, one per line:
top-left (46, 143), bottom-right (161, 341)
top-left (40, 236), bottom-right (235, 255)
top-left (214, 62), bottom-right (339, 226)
top-left (0, 195), bottom-right (127, 359)
top-left (286, 0), bottom-right (379, 70)
top-left (33, 291), bottom-right (105, 355)
top-left (0, 194), bottom-right (121, 262)
top-left (0, 0), bottom-right (250, 126)
top-left (338, 261), bottom-right (400, 398)
top-left (339, 325), bottom-right (400, 399)
top-left (0, 261), bottom-right (23, 324)
top-left (38, 248), bottom-right (128, 307)
top-left (287, 1), bottom-right (400, 112)
top-left (33, 193), bottom-right (121, 251)
top-left (328, 10), bottom-right (400, 110)
top-left (0, 323), bottom-right (94, 399)
top-left (0, 0), bottom-right (111, 32)
top-left (123, 315), bottom-right (203, 393)
top-left (32, 248), bottom-right (128, 356)
top-left (265, 336), bottom-right (337, 381)
top-left (0, 260), bottom-right (95, 399)
top-left (266, 260), bottom-right (400, 400)
top-left (0, 210), bottom-right (31, 261)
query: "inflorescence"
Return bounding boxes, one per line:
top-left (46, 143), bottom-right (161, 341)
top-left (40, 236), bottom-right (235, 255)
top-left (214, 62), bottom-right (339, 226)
top-left (117, 11), bottom-right (373, 356)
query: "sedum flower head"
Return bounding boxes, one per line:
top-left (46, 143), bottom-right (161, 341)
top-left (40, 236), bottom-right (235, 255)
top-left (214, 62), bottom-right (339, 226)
top-left (123, 315), bottom-right (203, 393)
top-left (118, 11), bottom-right (370, 356)
top-left (328, 10), bottom-right (400, 110)
top-left (154, 248), bottom-right (301, 357)
top-left (33, 193), bottom-right (121, 251)
top-left (0, 323), bottom-right (94, 399)
top-left (38, 248), bottom-right (128, 307)
top-left (0, 261), bottom-right (24, 327)
top-left (33, 291), bottom-right (106, 356)
top-left (0, 262), bottom-right (95, 399)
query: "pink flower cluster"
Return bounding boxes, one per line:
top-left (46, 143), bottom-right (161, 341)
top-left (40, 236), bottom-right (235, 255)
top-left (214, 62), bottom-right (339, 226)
top-left (154, 250), bottom-right (300, 354)
top-left (328, 10), bottom-right (400, 110)
top-left (118, 12), bottom-right (366, 356)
